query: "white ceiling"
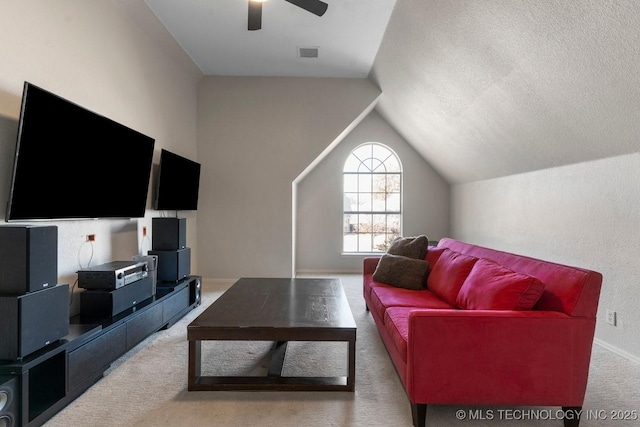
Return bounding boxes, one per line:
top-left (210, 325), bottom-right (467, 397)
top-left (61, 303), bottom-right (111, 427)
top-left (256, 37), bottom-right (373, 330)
top-left (143, 0), bottom-right (397, 78)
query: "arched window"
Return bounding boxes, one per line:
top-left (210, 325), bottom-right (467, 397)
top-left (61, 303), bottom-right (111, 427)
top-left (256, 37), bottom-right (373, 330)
top-left (343, 143), bottom-right (402, 253)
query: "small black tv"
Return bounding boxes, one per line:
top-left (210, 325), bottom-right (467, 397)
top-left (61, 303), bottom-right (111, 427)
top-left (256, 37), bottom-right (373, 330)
top-left (6, 82), bottom-right (156, 221)
top-left (153, 149), bottom-right (201, 211)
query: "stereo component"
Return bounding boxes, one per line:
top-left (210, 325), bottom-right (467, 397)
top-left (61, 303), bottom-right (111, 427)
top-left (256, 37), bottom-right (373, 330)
top-left (78, 261), bottom-right (148, 290)
top-left (0, 284), bottom-right (69, 360)
top-left (80, 276), bottom-right (154, 318)
top-left (0, 225), bottom-right (57, 294)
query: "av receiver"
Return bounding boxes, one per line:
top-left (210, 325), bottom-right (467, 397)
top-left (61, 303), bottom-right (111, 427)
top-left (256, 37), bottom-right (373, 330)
top-left (78, 261), bottom-right (148, 290)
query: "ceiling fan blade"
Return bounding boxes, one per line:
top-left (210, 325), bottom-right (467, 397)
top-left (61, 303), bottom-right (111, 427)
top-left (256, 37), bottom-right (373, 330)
top-left (284, 0), bottom-right (328, 17)
top-left (248, 1), bottom-right (262, 31)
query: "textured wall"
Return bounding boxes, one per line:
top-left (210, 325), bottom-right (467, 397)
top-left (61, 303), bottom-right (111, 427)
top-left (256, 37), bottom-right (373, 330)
top-left (371, 0), bottom-right (640, 184)
top-left (451, 153), bottom-right (640, 359)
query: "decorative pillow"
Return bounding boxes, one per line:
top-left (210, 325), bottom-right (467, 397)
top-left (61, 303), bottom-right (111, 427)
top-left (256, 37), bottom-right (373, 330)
top-left (372, 254), bottom-right (430, 290)
top-left (426, 249), bottom-right (478, 306)
top-left (387, 235), bottom-right (429, 259)
top-left (456, 259), bottom-right (546, 310)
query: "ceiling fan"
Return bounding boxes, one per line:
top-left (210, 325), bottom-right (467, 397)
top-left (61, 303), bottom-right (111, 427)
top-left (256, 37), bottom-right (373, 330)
top-left (248, 0), bottom-right (328, 31)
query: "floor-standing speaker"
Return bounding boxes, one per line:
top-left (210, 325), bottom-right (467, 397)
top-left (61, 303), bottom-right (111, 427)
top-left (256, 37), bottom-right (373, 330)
top-left (0, 284), bottom-right (69, 360)
top-left (152, 218), bottom-right (186, 250)
top-left (0, 225), bottom-right (57, 294)
top-left (0, 376), bottom-right (18, 427)
top-left (149, 248), bottom-right (190, 282)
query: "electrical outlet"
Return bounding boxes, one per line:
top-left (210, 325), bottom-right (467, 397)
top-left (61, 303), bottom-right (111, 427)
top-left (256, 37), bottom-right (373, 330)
top-left (86, 234), bottom-right (96, 242)
top-left (606, 309), bottom-right (616, 326)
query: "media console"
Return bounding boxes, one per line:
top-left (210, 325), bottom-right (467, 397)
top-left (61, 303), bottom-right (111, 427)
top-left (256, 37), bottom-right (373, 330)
top-left (0, 275), bottom-right (201, 427)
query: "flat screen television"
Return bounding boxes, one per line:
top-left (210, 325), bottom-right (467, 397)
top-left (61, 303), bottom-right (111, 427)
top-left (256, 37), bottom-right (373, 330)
top-left (6, 82), bottom-right (156, 221)
top-left (153, 149), bottom-right (201, 211)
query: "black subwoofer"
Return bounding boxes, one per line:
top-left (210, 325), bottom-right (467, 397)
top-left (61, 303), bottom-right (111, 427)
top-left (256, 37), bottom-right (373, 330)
top-left (0, 225), bottom-right (57, 294)
top-left (152, 218), bottom-right (186, 250)
top-left (0, 376), bottom-right (18, 427)
top-left (149, 248), bottom-right (191, 283)
top-left (0, 284), bottom-right (69, 360)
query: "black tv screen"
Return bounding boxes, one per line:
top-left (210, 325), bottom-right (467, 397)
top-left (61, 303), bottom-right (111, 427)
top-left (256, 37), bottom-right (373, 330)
top-left (153, 149), bottom-right (201, 211)
top-left (6, 82), bottom-right (155, 221)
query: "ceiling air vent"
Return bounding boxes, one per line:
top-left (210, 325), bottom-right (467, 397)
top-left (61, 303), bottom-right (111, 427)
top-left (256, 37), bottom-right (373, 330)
top-left (298, 47), bottom-right (319, 59)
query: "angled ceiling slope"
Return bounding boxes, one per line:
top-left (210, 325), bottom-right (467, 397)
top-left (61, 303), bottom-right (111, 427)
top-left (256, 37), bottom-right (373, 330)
top-left (371, 0), bottom-right (640, 184)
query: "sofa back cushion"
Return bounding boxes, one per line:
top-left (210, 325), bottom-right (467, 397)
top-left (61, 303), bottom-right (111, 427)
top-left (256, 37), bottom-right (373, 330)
top-left (456, 259), bottom-right (546, 310)
top-left (437, 238), bottom-right (602, 317)
top-left (427, 249), bottom-right (478, 306)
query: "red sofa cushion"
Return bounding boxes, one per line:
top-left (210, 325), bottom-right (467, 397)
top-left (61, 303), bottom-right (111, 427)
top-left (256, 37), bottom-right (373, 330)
top-left (369, 284), bottom-right (453, 320)
top-left (456, 259), bottom-right (546, 310)
top-left (427, 249), bottom-right (478, 306)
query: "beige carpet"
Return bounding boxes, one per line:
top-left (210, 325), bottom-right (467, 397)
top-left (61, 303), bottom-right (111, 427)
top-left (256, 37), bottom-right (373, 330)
top-left (44, 274), bottom-right (640, 427)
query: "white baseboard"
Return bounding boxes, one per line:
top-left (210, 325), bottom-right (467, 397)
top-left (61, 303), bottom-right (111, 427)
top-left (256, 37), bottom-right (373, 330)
top-left (594, 338), bottom-right (640, 365)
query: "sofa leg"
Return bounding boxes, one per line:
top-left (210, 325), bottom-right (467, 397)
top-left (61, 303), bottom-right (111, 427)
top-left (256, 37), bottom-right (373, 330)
top-left (410, 403), bottom-right (427, 427)
top-left (562, 406), bottom-right (581, 427)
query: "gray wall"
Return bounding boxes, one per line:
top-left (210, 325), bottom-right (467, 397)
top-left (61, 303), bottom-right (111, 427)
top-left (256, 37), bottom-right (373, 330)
top-left (0, 0), bottom-right (201, 315)
top-left (451, 153), bottom-right (640, 361)
top-left (296, 109), bottom-right (449, 273)
top-left (196, 76), bottom-right (381, 279)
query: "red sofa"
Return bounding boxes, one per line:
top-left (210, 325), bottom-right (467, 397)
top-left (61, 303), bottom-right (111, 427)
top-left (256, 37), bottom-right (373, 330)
top-left (363, 238), bottom-right (602, 427)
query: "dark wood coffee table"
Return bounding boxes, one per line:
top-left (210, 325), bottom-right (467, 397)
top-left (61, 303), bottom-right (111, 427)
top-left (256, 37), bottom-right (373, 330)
top-left (187, 277), bottom-right (357, 391)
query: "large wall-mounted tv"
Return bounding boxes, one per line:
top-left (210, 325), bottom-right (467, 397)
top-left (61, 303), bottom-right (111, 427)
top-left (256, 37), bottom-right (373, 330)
top-left (6, 82), bottom-right (155, 221)
top-left (153, 149), bottom-right (201, 211)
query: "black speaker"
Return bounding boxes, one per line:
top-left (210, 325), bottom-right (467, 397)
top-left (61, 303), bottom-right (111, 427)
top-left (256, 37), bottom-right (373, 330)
top-left (80, 276), bottom-right (154, 318)
top-left (0, 225), bottom-right (57, 294)
top-left (149, 248), bottom-right (191, 282)
top-left (188, 276), bottom-right (201, 307)
top-left (0, 284), bottom-right (69, 360)
top-left (0, 376), bottom-right (19, 427)
top-left (152, 218), bottom-right (186, 250)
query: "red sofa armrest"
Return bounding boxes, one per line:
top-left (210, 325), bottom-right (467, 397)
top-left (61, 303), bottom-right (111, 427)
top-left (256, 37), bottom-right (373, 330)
top-left (363, 257), bottom-right (381, 275)
top-left (405, 309), bottom-right (596, 407)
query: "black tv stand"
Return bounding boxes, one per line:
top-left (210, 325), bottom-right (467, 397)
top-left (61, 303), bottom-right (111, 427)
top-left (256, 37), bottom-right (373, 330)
top-left (0, 275), bottom-right (201, 427)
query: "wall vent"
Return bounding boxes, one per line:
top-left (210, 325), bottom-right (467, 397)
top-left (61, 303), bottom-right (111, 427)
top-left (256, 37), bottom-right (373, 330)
top-left (298, 47), bottom-right (319, 59)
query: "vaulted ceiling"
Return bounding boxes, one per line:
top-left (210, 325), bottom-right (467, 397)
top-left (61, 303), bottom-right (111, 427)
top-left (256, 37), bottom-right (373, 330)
top-left (118, 0), bottom-right (640, 184)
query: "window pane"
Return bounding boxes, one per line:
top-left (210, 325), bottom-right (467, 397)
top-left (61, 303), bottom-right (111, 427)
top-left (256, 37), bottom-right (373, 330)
top-left (358, 233), bottom-right (372, 252)
top-left (343, 156), bottom-right (360, 172)
top-left (372, 214), bottom-right (387, 233)
top-left (358, 193), bottom-right (372, 211)
top-left (388, 214), bottom-right (401, 233)
top-left (358, 174), bottom-right (371, 192)
top-left (387, 174), bottom-right (401, 191)
top-left (372, 193), bottom-right (386, 211)
top-left (373, 234), bottom-right (388, 252)
top-left (343, 174), bottom-right (358, 192)
top-left (343, 232), bottom-right (357, 252)
top-left (344, 195), bottom-right (357, 211)
top-left (372, 174), bottom-right (386, 191)
top-left (387, 193), bottom-right (401, 211)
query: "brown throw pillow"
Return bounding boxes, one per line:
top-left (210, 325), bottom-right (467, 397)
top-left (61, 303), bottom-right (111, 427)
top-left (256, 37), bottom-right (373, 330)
top-left (387, 235), bottom-right (429, 259)
top-left (372, 254), bottom-right (430, 290)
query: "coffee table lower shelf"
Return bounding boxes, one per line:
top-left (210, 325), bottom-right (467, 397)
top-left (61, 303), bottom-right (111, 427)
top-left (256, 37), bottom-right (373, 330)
top-left (188, 339), bottom-right (356, 392)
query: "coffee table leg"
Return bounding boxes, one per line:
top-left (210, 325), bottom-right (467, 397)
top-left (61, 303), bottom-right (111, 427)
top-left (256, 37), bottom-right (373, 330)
top-left (188, 340), bottom-right (201, 390)
top-left (347, 338), bottom-right (356, 391)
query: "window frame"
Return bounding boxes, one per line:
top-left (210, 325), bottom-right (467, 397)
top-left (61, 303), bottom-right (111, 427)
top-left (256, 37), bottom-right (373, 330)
top-left (342, 143), bottom-right (402, 254)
